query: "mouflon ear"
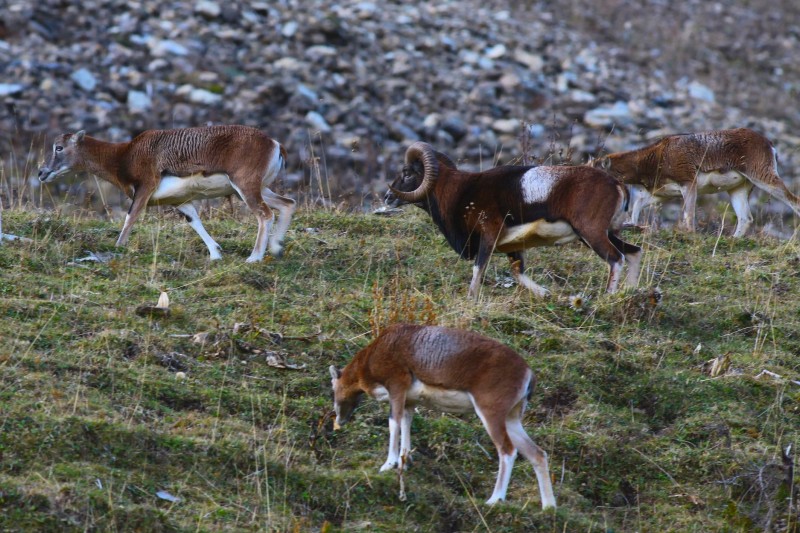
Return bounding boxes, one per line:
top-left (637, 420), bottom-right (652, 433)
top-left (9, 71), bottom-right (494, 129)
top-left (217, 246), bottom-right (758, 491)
top-left (71, 130), bottom-right (86, 145)
top-left (329, 365), bottom-right (341, 380)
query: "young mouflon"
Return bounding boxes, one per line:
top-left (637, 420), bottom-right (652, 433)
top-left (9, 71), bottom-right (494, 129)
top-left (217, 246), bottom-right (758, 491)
top-left (38, 125), bottom-right (295, 262)
top-left (329, 323), bottom-right (556, 508)
top-left (592, 128), bottom-right (800, 236)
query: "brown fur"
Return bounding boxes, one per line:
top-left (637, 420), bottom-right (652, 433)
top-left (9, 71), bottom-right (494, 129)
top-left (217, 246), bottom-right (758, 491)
top-left (329, 324), bottom-right (556, 508)
top-left (38, 125), bottom-right (296, 261)
top-left (593, 128), bottom-right (800, 236)
top-left (386, 142), bottom-right (641, 299)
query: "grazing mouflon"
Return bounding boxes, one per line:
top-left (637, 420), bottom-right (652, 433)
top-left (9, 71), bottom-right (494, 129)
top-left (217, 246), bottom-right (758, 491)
top-left (330, 323), bottom-right (557, 508)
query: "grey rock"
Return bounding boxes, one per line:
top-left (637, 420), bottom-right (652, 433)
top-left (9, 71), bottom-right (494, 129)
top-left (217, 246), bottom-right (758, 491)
top-left (584, 101), bottom-right (634, 128)
top-left (441, 115), bottom-right (468, 141)
top-left (388, 121), bottom-right (417, 142)
top-left (148, 39), bottom-right (190, 57)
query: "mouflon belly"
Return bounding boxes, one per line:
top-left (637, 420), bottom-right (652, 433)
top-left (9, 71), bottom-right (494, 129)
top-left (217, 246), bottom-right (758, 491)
top-left (495, 220), bottom-right (578, 253)
top-left (407, 380), bottom-right (474, 413)
top-left (652, 171), bottom-right (748, 199)
top-left (149, 173), bottom-right (236, 205)
top-left (370, 381), bottom-right (474, 414)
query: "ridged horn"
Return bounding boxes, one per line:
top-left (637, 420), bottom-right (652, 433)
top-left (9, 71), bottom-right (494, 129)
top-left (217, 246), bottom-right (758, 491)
top-left (390, 141), bottom-right (440, 202)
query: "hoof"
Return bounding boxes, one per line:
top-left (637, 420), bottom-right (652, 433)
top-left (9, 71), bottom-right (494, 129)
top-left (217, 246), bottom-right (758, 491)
top-left (379, 461), bottom-right (398, 472)
top-left (269, 241), bottom-right (285, 258)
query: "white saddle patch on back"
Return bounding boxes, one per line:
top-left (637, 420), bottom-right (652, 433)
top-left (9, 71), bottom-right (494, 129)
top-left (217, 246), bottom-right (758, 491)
top-left (496, 219), bottom-right (577, 253)
top-left (520, 167), bottom-right (559, 204)
top-left (149, 173), bottom-right (235, 205)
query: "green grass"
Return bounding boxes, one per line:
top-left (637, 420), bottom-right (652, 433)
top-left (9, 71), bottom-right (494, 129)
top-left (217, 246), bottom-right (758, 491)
top-left (1, 206), bottom-right (799, 532)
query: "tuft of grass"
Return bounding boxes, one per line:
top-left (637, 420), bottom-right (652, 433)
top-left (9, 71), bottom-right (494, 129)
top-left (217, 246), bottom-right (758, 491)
top-left (1, 206), bottom-right (799, 531)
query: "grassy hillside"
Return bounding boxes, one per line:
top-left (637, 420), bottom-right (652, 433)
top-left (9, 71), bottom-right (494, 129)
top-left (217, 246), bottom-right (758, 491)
top-left (0, 205), bottom-right (799, 532)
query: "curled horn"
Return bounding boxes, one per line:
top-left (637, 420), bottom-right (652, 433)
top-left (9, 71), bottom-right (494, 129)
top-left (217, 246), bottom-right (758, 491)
top-left (390, 141), bottom-right (440, 202)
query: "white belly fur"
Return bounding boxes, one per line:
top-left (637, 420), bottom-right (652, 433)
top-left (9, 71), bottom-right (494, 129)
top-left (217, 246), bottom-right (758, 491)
top-left (149, 173), bottom-right (236, 205)
top-left (496, 219), bottom-right (577, 253)
top-left (408, 380), bottom-right (474, 413)
top-left (652, 171), bottom-right (748, 199)
top-left (371, 381), bottom-right (474, 414)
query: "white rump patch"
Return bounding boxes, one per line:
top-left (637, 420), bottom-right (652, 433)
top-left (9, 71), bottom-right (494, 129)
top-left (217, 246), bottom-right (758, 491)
top-left (520, 168), bottom-right (559, 204)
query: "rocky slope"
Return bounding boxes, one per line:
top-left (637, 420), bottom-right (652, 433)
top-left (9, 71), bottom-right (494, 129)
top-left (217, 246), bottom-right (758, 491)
top-left (2, 0), bottom-right (799, 212)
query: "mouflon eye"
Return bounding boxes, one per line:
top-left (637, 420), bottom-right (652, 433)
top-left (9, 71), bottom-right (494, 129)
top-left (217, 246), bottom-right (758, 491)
top-left (55, 146), bottom-right (63, 152)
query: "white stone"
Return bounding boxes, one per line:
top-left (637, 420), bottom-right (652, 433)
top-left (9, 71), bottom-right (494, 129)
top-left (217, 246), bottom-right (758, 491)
top-left (492, 118), bottom-right (519, 134)
top-left (569, 89), bottom-right (596, 103)
top-left (0, 83), bottom-right (25, 96)
top-left (305, 111), bottom-right (332, 133)
top-left (305, 45), bottom-right (337, 60)
top-left (71, 68), bottom-right (97, 91)
top-left (127, 90), bottom-right (152, 113)
top-left (194, 0), bottom-right (221, 17)
top-left (486, 44), bottom-right (507, 59)
top-left (189, 88), bottom-right (222, 104)
top-left (275, 57), bottom-right (302, 71)
top-left (514, 50), bottom-right (544, 72)
top-left (688, 81), bottom-right (715, 102)
top-left (281, 21), bottom-right (298, 38)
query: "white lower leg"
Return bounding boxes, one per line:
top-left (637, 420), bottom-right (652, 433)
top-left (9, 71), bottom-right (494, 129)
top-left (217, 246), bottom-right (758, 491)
top-left (116, 214), bottom-right (134, 246)
top-left (246, 215), bottom-right (273, 263)
top-left (506, 420), bottom-right (556, 509)
top-left (533, 461), bottom-right (557, 509)
top-left (486, 451), bottom-right (517, 505)
top-left (176, 203), bottom-right (222, 260)
top-left (380, 417), bottom-right (401, 471)
top-left (625, 250), bottom-right (642, 288)
top-left (729, 186), bottom-right (753, 238)
top-left (607, 260), bottom-right (624, 293)
top-left (399, 410), bottom-right (413, 466)
top-left (262, 189), bottom-right (296, 256)
top-left (680, 184), bottom-right (698, 232)
top-left (513, 271), bottom-right (550, 298)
